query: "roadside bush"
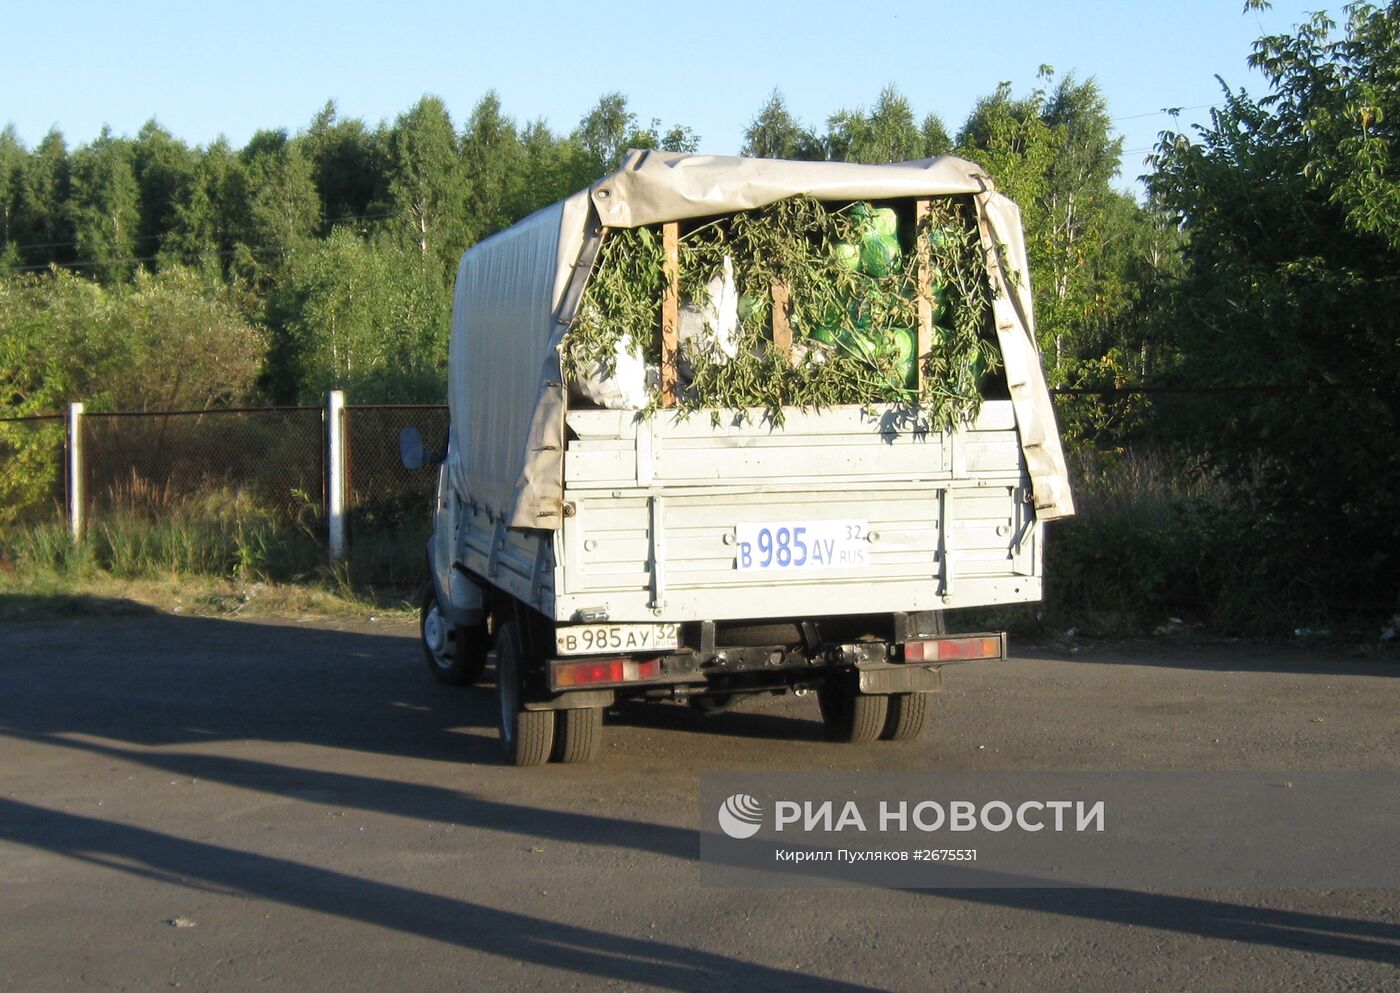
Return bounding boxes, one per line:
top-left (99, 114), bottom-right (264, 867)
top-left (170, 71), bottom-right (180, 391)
top-left (1043, 450), bottom-right (1294, 636)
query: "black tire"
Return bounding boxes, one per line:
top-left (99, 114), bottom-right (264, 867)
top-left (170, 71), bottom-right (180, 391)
top-left (882, 692), bottom-right (931, 741)
top-left (420, 584), bottom-right (488, 686)
top-left (494, 620), bottom-right (554, 766)
top-left (817, 680), bottom-right (889, 743)
top-left (553, 707), bottom-right (603, 764)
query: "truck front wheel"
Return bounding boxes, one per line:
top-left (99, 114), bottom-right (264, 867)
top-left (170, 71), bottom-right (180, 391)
top-left (420, 585), bottom-right (488, 686)
top-left (817, 679), bottom-right (889, 743)
top-left (494, 620), bottom-right (554, 766)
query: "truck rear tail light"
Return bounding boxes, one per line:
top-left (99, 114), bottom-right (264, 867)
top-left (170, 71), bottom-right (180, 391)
top-left (903, 635), bottom-right (1004, 663)
top-left (552, 656), bottom-right (662, 689)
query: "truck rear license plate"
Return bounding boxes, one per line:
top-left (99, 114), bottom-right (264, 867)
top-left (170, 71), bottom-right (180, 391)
top-left (555, 623), bottom-right (680, 656)
top-left (735, 519), bottom-right (870, 571)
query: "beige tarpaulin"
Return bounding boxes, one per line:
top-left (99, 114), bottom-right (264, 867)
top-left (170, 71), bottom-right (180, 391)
top-left (446, 150), bottom-right (1074, 530)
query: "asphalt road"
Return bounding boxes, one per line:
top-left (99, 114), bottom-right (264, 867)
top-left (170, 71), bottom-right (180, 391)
top-left (0, 610), bottom-right (1396, 992)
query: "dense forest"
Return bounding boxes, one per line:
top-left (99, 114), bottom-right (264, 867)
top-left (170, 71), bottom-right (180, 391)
top-left (0, 75), bottom-right (1170, 410)
top-left (1, 3), bottom-right (1398, 630)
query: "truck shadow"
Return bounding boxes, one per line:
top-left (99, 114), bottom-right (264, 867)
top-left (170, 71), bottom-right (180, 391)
top-left (609, 698), bottom-right (827, 741)
top-left (0, 609), bottom-right (500, 762)
top-left (1, 609), bottom-right (1397, 969)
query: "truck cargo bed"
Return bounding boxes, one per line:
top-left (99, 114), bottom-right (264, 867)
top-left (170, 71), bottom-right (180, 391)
top-left (454, 402), bottom-right (1041, 624)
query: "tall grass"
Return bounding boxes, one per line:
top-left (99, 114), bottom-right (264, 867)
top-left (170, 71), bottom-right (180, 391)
top-left (0, 482), bottom-right (426, 593)
top-left (1043, 449), bottom-right (1296, 636)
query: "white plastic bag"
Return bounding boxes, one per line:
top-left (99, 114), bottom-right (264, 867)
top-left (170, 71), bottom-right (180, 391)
top-left (679, 255), bottom-right (740, 379)
top-left (571, 332), bottom-right (658, 410)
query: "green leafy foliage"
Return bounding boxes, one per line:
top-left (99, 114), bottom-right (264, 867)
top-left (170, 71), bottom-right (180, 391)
top-left (1140, 2), bottom-right (1400, 621)
top-left (955, 72), bottom-right (1158, 384)
top-left (0, 268), bottom-right (266, 522)
top-left (562, 195), bottom-right (997, 429)
top-left (275, 228), bottom-right (451, 401)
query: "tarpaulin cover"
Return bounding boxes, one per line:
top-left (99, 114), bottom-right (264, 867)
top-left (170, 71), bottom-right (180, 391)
top-left (445, 150), bottom-right (1074, 530)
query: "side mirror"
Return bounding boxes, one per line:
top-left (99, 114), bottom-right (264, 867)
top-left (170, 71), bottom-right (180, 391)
top-left (399, 427), bottom-right (425, 470)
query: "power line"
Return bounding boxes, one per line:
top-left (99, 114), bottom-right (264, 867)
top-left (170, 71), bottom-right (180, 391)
top-left (1111, 103), bottom-right (1215, 123)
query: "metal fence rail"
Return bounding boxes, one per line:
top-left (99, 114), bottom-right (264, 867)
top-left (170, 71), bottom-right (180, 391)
top-left (0, 395), bottom-right (450, 562)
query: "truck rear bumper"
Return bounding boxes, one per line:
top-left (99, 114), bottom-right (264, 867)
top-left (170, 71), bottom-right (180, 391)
top-left (529, 629), bottom-right (1005, 702)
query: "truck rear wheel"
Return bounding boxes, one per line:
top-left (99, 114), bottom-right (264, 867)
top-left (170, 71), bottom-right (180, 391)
top-left (553, 707), bottom-right (603, 764)
top-left (882, 692), bottom-right (930, 741)
top-left (420, 585), bottom-right (488, 686)
top-left (818, 680), bottom-right (889, 744)
top-left (494, 620), bottom-right (554, 766)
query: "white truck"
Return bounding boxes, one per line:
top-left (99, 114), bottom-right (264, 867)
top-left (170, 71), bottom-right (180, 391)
top-left (403, 152), bottom-right (1074, 765)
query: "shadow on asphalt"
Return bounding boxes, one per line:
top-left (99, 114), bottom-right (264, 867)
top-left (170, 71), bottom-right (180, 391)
top-left (0, 592), bottom-right (161, 623)
top-left (0, 795), bottom-right (884, 993)
top-left (610, 698), bottom-right (827, 741)
top-left (1023, 644), bottom-right (1400, 678)
top-left (1, 610), bottom-right (1397, 974)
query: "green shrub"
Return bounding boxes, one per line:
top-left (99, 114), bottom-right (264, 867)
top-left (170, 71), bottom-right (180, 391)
top-left (1044, 450), bottom-right (1299, 636)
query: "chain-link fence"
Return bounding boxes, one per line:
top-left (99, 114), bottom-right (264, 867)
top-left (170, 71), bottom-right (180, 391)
top-left (342, 404), bottom-right (450, 587)
top-left (0, 398), bottom-right (450, 584)
top-left (83, 407), bottom-right (326, 520)
top-left (344, 404), bottom-right (450, 520)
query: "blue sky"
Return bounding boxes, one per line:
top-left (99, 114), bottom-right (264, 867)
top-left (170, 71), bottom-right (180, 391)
top-left (3, 0), bottom-right (1323, 190)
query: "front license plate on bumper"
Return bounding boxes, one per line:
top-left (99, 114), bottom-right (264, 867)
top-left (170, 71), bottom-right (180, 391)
top-left (555, 623), bottom-right (680, 656)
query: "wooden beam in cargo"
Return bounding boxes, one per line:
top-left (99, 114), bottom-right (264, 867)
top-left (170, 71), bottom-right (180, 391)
top-left (771, 280), bottom-right (792, 359)
top-left (915, 199), bottom-right (935, 390)
top-left (661, 222), bottom-right (680, 407)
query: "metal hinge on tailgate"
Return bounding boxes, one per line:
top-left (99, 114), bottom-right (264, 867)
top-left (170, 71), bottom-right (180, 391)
top-left (648, 495), bottom-right (666, 610)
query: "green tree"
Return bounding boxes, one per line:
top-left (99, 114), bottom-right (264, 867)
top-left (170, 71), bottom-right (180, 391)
top-left (460, 91), bottom-right (525, 243)
top-left (131, 120), bottom-right (197, 267)
top-left (304, 100), bottom-right (386, 232)
top-left (741, 90), bottom-right (823, 160)
top-left (1037, 75), bottom-right (1125, 372)
top-left (659, 123), bottom-right (700, 153)
top-left (384, 97), bottom-right (466, 264)
top-left (516, 119), bottom-right (579, 215)
top-left (15, 129), bottom-right (74, 269)
top-left (920, 113), bottom-right (954, 157)
top-left (1147, 2), bottom-right (1400, 615)
top-left (1248, 3), bottom-right (1400, 249)
top-left (0, 126), bottom-right (25, 269)
top-left (237, 130), bottom-right (321, 281)
top-left (67, 127), bottom-right (141, 283)
top-left (277, 227), bottom-right (450, 400)
top-left (162, 137), bottom-right (247, 279)
top-left (825, 85), bottom-right (926, 163)
top-left (575, 92), bottom-right (635, 174)
top-left (957, 73), bottom-right (1134, 378)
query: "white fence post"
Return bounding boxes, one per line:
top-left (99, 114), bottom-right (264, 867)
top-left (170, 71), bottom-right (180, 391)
top-left (327, 390), bottom-right (347, 564)
top-left (67, 401), bottom-right (84, 542)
